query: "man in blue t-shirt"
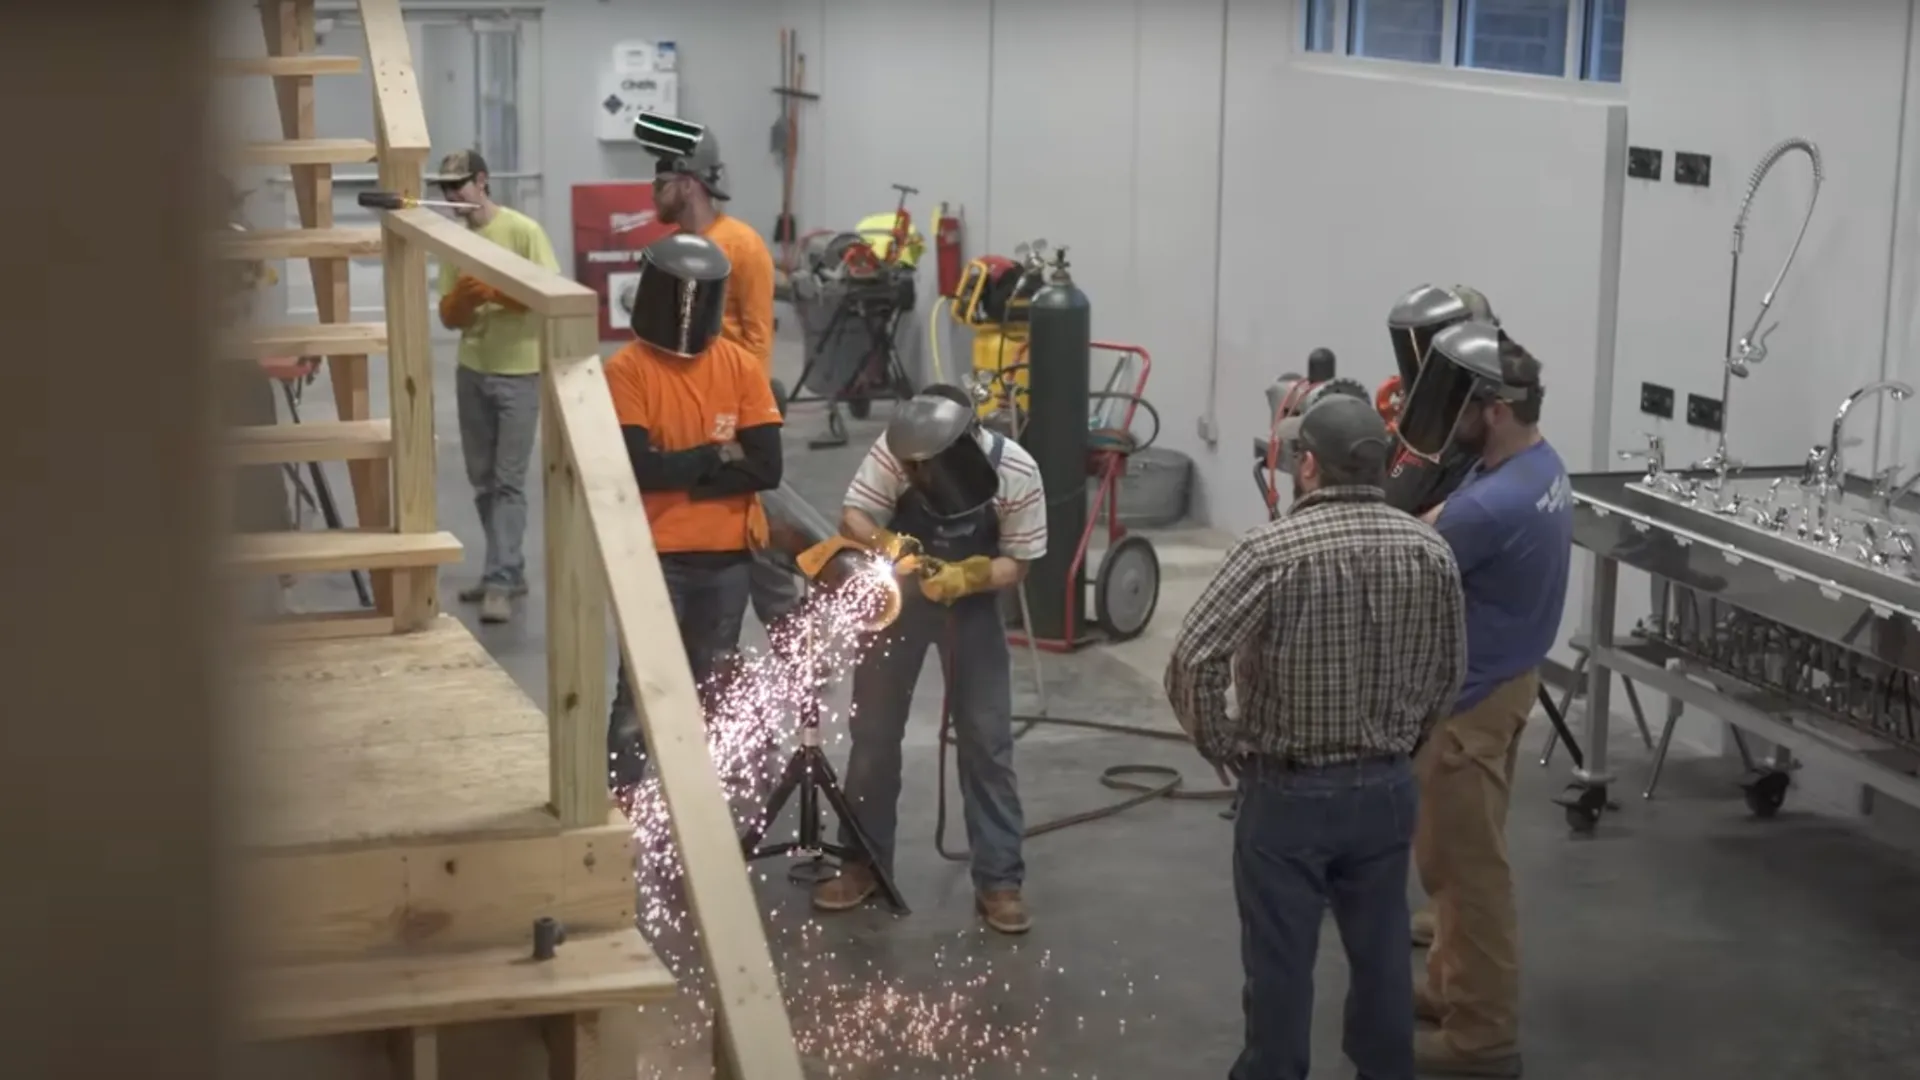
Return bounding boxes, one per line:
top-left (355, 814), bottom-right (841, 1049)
top-left (1401, 324), bottom-right (1571, 1078)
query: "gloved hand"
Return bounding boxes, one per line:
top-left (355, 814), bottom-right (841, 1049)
top-left (918, 555), bottom-right (995, 605)
top-left (438, 276), bottom-right (486, 330)
top-left (463, 275), bottom-right (531, 314)
top-left (871, 528), bottom-right (922, 562)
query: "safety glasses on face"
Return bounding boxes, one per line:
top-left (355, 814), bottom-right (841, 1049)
top-left (436, 175), bottom-right (474, 199)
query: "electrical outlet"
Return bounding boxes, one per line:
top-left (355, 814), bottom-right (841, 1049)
top-left (1675, 152), bottom-right (1712, 187)
top-left (1640, 381), bottom-right (1675, 419)
top-left (1686, 393), bottom-right (1724, 432)
top-left (1627, 146), bottom-right (1663, 181)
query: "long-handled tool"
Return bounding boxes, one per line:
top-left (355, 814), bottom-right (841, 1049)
top-left (356, 190), bottom-right (477, 212)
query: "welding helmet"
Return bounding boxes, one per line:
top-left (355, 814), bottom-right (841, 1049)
top-left (1395, 320), bottom-right (1542, 462)
top-left (629, 233), bottom-right (730, 357)
top-left (634, 111), bottom-right (731, 201)
top-left (884, 387), bottom-right (999, 519)
top-left (1386, 284), bottom-right (1499, 388)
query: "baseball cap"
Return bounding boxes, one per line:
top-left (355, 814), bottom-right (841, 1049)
top-left (428, 149), bottom-right (488, 186)
top-left (1275, 395), bottom-right (1392, 474)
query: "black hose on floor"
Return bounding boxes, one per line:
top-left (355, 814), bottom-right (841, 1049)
top-left (929, 625), bottom-right (1235, 864)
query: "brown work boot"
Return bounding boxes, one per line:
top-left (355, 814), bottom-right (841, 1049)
top-left (1414, 984), bottom-right (1444, 1025)
top-left (1412, 907), bottom-right (1436, 948)
top-left (812, 862), bottom-right (879, 912)
top-left (479, 585), bottom-right (513, 623)
top-left (976, 888), bottom-right (1032, 934)
top-left (1414, 1030), bottom-right (1523, 1077)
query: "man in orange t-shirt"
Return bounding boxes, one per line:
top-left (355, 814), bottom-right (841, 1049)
top-left (602, 231), bottom-right (784, 785)
top-left (642, 113), bottom-right (803, 631)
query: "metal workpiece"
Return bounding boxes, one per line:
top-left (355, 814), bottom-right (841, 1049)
top-left (1564, 464), bottom-right (1920, 834)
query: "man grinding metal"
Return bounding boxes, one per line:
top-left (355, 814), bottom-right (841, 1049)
top-left (603, 232), bottom-right (785, 787)
top-left (1392, 316), bottom-right (1573, 1078)
top-left (1167, 391), bottom-right (1467, 1080)
top-left (807, 384), bottom-right (1047, 934)
top-left (635, 111), bottom-right (802, 633)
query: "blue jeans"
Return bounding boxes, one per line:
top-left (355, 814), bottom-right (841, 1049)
top-left (455, 365), bottom-right (540, 588)
top-left (1230, 754), bottom-right (1418, 1080)
top-left (608, 554), bottom-right (752, 786)
top-left (840, 593), bottom-right (1024, 891)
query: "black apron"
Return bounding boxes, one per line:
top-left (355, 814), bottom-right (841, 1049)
top-left (1383, 441), bottom-right (1478, 518)
top-left (890, 431), bottom-right (1005, 611)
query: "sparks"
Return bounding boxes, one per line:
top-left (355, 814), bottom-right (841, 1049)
top-left (612, 553), bottom-right (1073, 1074)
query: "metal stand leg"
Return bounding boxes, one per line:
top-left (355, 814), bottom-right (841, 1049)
top-left (278, 378), bottom-right (372, 607)
top-left (1554, 555), bottom-right (1618, 832)
top-left (1543, 648), bottom-right (1653, 766)
top-left (1643, 668), bottom-right (1686, 799)
top-left (739, 685), bottom-right (911, 914)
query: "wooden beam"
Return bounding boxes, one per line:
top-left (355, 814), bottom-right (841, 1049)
top-left (217, 54), bottom-right (361, 76)
top-left (542, 319), bottom-right (610, 829)
top-left (224, 530), bottom-right (462, 576)
top-left (243, 929), bottom-right (675, 1041)
top-left (237, 821), bottom-right (636, 964)
top-left (224, 419), bottom-right (393, 465)
top-left (544, 1012), bottom-right (604, 1080)
top-left (234, 137), bottom-right (378, 167)
top-left (211, 226), bottom-right (382, 261)
top-left (384, 208), bottom-right (599, 318)
top-left (219, 320), bottom-right (387, 358)
top-left (246, 610), bottom-right (396, 642)
top-left (390, 1027), bottom-right (440, 1080)
top-left (547, 353), bottom-right (804, 1080)
top-left (357, 0), bottom-right (432, 154)
top-left (380, 152), bottom-right (438, 633)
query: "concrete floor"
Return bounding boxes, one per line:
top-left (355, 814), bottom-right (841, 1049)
top-left (285, 321), bottom-right (1920, 1079)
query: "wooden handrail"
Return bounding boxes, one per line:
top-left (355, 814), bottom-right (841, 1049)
top-left (385, 208), bottom-right (598, 318)
top-left (356, 0), bottom-right (430, 156)
top-left (547, 353), bottom-right (805, 1080)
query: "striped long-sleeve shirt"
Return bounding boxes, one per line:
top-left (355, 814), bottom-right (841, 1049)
top-left (842, 429), bottom-right (1048, 561)
top-left (1165, 486), bottom-right (1466, 766)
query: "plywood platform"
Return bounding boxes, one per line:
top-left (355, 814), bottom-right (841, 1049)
top-left (233, 615), bottom-right (561, 852)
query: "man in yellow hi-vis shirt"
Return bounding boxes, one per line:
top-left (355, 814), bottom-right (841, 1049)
top-left (431, 150), bottom-right (559, 624)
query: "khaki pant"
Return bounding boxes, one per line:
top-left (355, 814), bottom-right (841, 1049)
top-left (1413, 670), bottom-right (1536, 1056)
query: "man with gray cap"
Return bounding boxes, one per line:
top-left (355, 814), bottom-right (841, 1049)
top-left (1167, 392), bottom-right (1466, 1080)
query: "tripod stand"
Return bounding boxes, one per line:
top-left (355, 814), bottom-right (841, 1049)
top-left (738, 649), bottom-right (911, 914)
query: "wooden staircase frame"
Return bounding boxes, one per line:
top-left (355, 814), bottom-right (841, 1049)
top-left (222, 2), bottom-right (804, 1077)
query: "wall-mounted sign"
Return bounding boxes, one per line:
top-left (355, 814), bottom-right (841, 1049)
top-left (596, 40), bottom-right (679, 143)
top-left (571, 182), bottom-right (676, 341)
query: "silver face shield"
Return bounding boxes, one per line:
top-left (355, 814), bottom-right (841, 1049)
top-left (885, 396), bottom-right (997, 518)
top-left (629, 234), bottom-right (730, 356)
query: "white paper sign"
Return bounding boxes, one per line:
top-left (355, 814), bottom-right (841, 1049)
top-left (595, 69), bottom-right (678, 143)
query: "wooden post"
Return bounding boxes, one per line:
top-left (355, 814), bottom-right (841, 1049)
top-left (544, 315), bottom-right (610, 827)
top-left (379, 146), bottom-right (437, 631)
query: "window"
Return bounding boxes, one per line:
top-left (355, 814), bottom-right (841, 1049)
top-left (1303, 0), bottom-right (1625, 84)
top-left (1351, 0), bottom-right (1444, 64)
top-left (1458, 0), bottom-right (1569, 78)
top-left (1582, 0), bottom-right (1626, 83)
top-left (1305, 0), bottom-right (1338, 53)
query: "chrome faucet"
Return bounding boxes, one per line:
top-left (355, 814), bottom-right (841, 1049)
top-left (1826, 380), bottom-right (1914, 491)
top-left (1622, 432), bottom-right (1696, 502)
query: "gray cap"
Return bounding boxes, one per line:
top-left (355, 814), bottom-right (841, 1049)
top-left (1276, 395), bottom-right (1392, 474)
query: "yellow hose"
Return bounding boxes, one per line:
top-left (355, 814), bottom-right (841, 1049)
top-left (927, 295), bottom-right (952, 383)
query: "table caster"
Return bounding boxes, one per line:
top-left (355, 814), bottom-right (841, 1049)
top-left (1739, 769), bottom-right (1791, 819)
top-left (1554, 783), bottom-right (1609, 834)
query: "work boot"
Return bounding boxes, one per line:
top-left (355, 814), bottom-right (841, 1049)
top-left (479, 585), bottom-right (515, 623)
top-left (1414, 1031), bottom-right (1523, 1077)
top-left (1415, 984), bottom-right (1444, 1025)
top-left (812, 861), bottom-right (878, 912)
top-left (1412, 907), bottom-right (1436, 948)
top-left (976, 888), bottom-right (1032, 935)
top-left (459, 580), bottom-right (529, 604)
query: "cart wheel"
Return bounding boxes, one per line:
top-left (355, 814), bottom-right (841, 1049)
top-left (1741, 770), bottom-right (1790, 819)
top-left (848, 397), bottom-right (872, 420)
top-left (1555, 783), bottom-right (1607, 834)
top-left (1095, 535), bottom-right (1160, 642)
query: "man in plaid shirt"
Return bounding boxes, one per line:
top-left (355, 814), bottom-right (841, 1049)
top-left (1166, 394), bottom-right (1466, 1080)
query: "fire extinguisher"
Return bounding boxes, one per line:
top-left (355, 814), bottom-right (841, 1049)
top-left (935, 203), bottom-right (965, 298)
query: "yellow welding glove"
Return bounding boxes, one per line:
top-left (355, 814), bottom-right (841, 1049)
top-left (918, 555), bottom-right (996, 605)
top-left (872, 528), bottom-right (922, 562)
top-left (797, 535), bottom-right (865, 580)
